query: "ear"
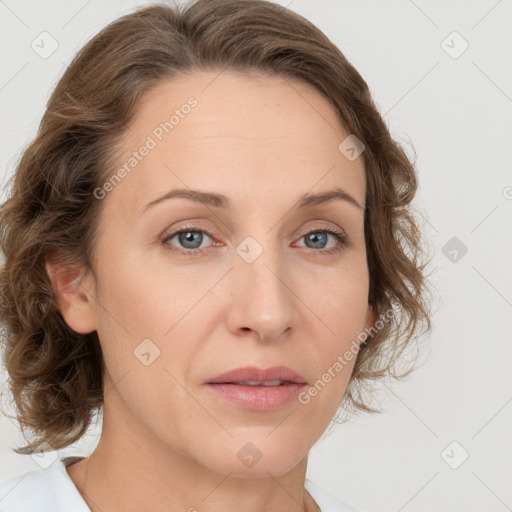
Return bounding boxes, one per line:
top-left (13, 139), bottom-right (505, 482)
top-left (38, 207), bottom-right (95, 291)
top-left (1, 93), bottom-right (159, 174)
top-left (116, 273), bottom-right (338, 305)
top-left (45, 260), bottom-right (97, 334)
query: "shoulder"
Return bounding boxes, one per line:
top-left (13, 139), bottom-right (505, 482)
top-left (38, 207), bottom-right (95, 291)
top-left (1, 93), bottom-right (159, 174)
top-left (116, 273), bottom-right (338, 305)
top-left (305, 478), bottom-right (361, 512)
top-left (0, 456), bottom-right (89, 512)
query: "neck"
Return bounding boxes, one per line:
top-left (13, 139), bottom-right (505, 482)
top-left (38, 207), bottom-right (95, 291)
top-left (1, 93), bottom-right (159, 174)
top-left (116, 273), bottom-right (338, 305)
top-left (66, 388), bottom-right (320, 512)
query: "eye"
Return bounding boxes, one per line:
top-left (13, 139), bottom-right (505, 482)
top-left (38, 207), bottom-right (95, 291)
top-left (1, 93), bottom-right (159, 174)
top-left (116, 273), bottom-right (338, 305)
top-left (162, 225), bottom-right (215, 254)
top-left (161, 223), bottom-right (350, 256)
top-left (295, 227), bottom-right (349, 255)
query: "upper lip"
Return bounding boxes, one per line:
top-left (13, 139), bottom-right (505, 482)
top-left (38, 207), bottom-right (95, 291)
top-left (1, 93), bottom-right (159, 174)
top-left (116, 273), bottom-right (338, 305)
top-left (206, 366), bottom-right (307, 384)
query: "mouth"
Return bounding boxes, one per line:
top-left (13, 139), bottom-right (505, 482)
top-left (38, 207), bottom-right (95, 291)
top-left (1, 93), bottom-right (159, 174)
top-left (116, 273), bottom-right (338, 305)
top-left (204, 366), bottom-right (307, 411)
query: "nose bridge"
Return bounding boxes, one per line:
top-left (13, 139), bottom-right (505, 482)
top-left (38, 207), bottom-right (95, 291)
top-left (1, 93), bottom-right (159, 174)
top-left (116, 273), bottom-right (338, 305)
top-left (227, 232), bottom-right (294, 339)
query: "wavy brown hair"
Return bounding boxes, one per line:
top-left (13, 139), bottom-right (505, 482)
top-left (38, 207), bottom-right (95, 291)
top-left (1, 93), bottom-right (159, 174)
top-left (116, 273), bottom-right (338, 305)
top-left (0, 0), bottom-right (433, 454)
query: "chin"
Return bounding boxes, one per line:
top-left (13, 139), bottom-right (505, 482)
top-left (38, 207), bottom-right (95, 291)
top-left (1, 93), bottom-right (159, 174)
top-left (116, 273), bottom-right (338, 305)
top-left (196, 434), bottom-right (308, 479)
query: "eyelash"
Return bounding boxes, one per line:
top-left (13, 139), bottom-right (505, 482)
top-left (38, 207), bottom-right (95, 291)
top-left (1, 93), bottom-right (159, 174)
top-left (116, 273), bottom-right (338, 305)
top-left (161, 223), bottom-right (350, 257)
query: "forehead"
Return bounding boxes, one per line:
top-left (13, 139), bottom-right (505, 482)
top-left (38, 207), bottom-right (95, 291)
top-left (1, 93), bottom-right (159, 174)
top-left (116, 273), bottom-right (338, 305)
top-left (107, 70), bottom-right (365, 215)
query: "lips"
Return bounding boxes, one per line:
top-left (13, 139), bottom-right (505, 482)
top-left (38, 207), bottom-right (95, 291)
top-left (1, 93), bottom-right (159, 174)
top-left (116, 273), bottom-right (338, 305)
top-left (205, 365), bottom-right (307, 385)
top-left (204, 365), bottom-right (307, 411)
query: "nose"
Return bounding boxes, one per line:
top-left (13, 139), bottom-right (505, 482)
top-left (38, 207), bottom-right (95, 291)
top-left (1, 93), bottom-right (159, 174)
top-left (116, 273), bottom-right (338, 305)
top-left (224, 242), bottom-right (295, 343)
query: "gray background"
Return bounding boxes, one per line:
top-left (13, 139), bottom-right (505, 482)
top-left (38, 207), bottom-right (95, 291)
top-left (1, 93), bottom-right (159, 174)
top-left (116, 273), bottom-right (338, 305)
top-left (1, 1), bottom-right (511, 511)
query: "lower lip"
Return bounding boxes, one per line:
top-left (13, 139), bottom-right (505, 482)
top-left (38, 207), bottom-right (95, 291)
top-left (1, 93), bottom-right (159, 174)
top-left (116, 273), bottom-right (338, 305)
top-left (204, 382), bottom-right (306, 411)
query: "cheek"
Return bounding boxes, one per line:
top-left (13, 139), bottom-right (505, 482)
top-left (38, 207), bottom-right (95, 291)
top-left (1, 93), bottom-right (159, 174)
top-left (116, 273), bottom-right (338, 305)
top-left (297, 261), bottom-right (369, 405)
top-left (91, 258), bottom-right (199, 438)
top-left (91, 252), bottom-right (209, 402)
top-left (93, 248), bottom-right (201, 340)
top-left (307, 257), bottom-right (370, 333)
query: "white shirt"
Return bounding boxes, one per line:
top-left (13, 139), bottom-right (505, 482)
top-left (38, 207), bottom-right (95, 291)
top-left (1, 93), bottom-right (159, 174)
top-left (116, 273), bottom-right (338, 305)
top-left (0, 455), bottom-right (359, 512)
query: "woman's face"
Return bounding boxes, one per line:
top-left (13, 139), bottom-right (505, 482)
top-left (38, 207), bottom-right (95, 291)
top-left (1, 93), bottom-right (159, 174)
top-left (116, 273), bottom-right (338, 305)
top-left (75, 70), bottom-right (376, 477)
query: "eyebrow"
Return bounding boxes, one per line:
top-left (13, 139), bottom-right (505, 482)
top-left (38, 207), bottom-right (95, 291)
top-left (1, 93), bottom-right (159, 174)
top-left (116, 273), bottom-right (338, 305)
top-left (139, 186), bottom-right (364, 215)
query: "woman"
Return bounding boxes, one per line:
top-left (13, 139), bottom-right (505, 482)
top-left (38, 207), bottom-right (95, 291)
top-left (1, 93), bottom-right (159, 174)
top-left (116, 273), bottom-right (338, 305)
top-left (0, 1), bottom-right (432, 511)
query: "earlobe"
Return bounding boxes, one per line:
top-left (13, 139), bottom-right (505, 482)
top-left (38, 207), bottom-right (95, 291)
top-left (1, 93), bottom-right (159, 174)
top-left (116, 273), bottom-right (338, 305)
top-left (45, 260), bottom-right (97, 334)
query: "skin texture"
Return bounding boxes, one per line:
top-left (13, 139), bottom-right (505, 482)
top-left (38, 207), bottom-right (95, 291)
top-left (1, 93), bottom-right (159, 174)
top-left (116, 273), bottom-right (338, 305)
top-left (47, 70), bottom-right (377, 512)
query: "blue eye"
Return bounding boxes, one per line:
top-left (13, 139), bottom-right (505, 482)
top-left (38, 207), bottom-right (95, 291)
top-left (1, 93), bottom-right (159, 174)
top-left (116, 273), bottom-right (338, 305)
top-left (161, 224), bottom-right (349, 256)
top-left (298, 229), bottom-right (349, 254)
top-left (163, 227), bottom-right (214, 251)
